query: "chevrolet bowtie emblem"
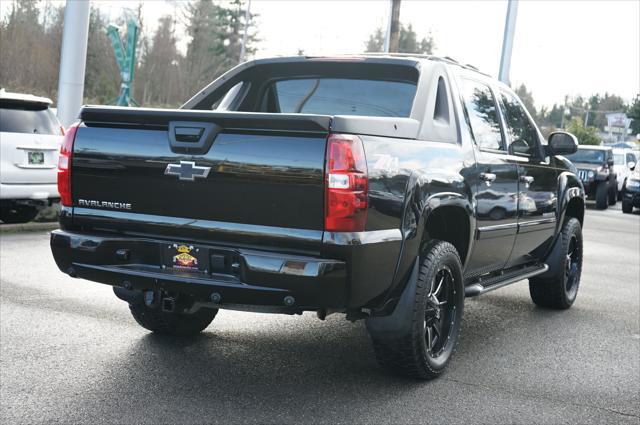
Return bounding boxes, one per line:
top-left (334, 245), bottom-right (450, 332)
top-left (164, 161), bottom-right (211, 181)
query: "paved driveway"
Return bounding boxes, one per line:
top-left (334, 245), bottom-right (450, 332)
top-left (1, 205), bottom-right (638, 424)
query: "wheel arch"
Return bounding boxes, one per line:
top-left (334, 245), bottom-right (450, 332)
top-left (557, 171), bottom-right (585, 227)
top-left (421, 201), bottom-right (473, 267)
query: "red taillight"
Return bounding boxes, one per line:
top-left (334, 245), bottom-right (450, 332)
top-left (58, 122), bottom-right (80, 206)
top-left (325, 133), bottom-right (368, 232)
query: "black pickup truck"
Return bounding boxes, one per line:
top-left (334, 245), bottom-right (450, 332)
top-left (51, 55), bottom-right (585, 380)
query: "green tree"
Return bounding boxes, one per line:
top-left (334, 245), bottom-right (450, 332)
top-left (365, 23), bottom-right (434, 54)
top-left (586, 93), bottom-right (627, 129)
top-left (566, 117), bottom-right (600, 145)
top-left (627, 94), bottom-right (640, 136)
top-left (135, 15), bottom-right (183, 106)
top-left (0, 0), bottom-right (58, 97)
top-left (183, 0), bottom-right (257, 96)
top-left (84, 8), bottom-right (120, 104)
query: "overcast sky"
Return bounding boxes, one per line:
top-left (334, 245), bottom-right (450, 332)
top-left (4, 0), bottom-right (639, 108)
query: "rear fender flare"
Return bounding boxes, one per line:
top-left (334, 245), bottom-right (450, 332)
top-left (419, 193), bottom-right (474, 265)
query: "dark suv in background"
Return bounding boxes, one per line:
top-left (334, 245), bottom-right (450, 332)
top-left (622, 170), bottom-right (640, 213)
top-left (565, 146), bottom-right (617, 209)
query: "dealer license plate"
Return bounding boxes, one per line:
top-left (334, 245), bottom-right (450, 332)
top-left (162, 243), bottom-right (209, 273)
top-left (28, 151), bottom-right (44, 165)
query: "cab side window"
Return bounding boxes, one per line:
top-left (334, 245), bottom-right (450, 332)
top-left (500, 91), bottom-right (540, 156)
top-left (459, 79), bottom-right (504, 151)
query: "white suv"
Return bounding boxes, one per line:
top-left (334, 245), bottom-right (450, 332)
top-left (613, 148), bottom-right (638, 200)
top-left (0, 89), bottom-right (64, 223)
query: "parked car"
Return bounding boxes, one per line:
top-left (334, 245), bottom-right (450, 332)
top-left (50, 55), bottom-right (585, 380)
top-left (0, 89), bottom-right (63, 223)
top-left (565, 145), bottom-right (617, 209)
top-left (621, 170), bottom-right (640, 213)
top-left (613, 148), bottom-right (638, 200)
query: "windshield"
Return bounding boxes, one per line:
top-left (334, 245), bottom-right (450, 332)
top-left (271, 78), bottom-right (416, 117)
top-left (565, 149), bottom-right (605, 164)
top-left (0, 102), bottom-right (61, 135)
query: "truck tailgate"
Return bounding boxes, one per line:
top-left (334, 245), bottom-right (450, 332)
top-left (71, 107), bottom-right (331, 250)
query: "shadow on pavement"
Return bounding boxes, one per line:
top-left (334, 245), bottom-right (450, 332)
top-left (53, 292), bottom-right (580, 423)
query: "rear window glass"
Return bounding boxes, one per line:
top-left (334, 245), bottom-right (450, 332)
top-left (566, 149), bottom-right (605, 164)
top-left (0, 103), bottom-right (61, 135)
top-left (271, 78), bottom-right (416, 117)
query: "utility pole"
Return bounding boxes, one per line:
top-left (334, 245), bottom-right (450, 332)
top-left (388, 0), bottom-right (401, 53)
top-left (498, 0), bottom-right (518, 84)
top-left (239, 0), bottom-right (252, 63)
top-left (383, 0), bottom-right (393, 52)
top-left (56, 0), bottom-right (90, 128)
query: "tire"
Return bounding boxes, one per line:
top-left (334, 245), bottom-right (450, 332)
top-left (608, 182), bottom-right (617, 206)
top-left (129, 303), bottom-right (218, 336)
top-left (368, 240), bottom-right (464, 380)
top-left (529, 218), bottom-right (583, 309)
top-left (488, 207), bottom-right (506, 221)
top-left (0, 205), bottom-right (39, 224)
top-left (622, 201), bottom-right (633, 214)
top-left (595, 182), bottom-right (608, 209)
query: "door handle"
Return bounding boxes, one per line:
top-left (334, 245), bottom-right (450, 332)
top-left (480, 172), bottom-right (496, 186)
top-left (520, 175), bottom-right (534, 187)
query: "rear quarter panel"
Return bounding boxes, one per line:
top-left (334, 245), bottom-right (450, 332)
top-left (326, 135), bottom-right (475, 308)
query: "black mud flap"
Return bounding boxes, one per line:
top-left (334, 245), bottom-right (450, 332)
top-left (536, 233), bottom-right (563, 279)
top-left (365, 258), bottom-right (419, 339)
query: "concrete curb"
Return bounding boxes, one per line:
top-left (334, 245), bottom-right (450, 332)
top-left (0, 222), bottom-right (59, 234)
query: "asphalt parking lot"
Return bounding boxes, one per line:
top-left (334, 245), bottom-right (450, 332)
top-left (1, 205), bottom-right (638, 424)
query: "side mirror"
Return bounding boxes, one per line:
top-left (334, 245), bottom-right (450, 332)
top-left (628, 161), bottom-right (636, 171)
top-left (607, 158), bottom-right (614, 167)
top-left (547, 131), bottom-right (578, 156)
top-left (509, 139), bottom-right (531, 156)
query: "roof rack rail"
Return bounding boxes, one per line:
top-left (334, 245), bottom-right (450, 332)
top-left (357, 52), bottom-right (463, 66)
top-left (357, 52), bottom-right (433, 59)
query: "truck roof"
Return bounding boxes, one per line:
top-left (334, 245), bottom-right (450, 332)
top-left (0, 88), bottom-right (52, 105)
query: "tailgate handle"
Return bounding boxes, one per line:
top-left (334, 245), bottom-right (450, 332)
top-left (168, 121), bottom-right (221, 154)
top-left (174, 126), bottom-right (204, 143)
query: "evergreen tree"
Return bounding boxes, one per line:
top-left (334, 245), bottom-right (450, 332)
top-left (136, 16), bottom-right (183, 106)
top-left (627, 94), bottom-right (640, 136)
top-left (365, 23), bottom-right (434, 54)
top-left (84, 8), bottom-right (120, 104)
top-left (182, 0), bottom-right (257, 96)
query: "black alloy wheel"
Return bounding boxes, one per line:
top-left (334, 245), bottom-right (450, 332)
top-left (564, 234), bottom-right (581, 300)
top-left (424, 266), bottom-right (458, 360)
